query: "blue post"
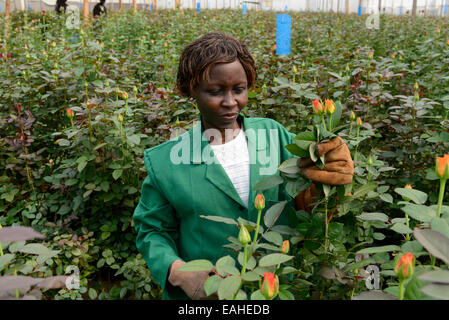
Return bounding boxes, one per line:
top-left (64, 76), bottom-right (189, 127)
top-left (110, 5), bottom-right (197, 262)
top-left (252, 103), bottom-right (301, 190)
top-left (242, 4), bottom-right (247, 14)
top-left (28, 4), bottom-right (31, 10)
top-left (444, 2), bottom-right (448, 15)
top-left (357, 5), bottom-right (361, 16)
top-left (399, 6), bottom-right (402, 15)
top-left (276, 14), bottom-right (291, 56)
top-left (284, 5), bottom-right (287, 11)
top-left (0, 6), bottom-right (2, 11)
top-left (197, 2), bottom-right (200, 12)
top-left (149, 3), bottom-right (152, 11)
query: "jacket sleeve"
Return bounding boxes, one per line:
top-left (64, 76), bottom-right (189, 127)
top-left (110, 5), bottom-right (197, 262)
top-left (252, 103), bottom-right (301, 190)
top-left (133, 149), bottom-right (181, 291)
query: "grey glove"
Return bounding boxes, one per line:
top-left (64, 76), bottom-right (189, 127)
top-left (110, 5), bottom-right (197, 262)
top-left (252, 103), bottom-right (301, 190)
top-left (168, 260), bottom-right (216, 300)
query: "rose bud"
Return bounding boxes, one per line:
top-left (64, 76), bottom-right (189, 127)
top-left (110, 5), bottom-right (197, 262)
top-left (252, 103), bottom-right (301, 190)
top-left (260, 272), bottom-right (279, 300)
top-left (394, 252), bottom-right (415, 280)
top-left (325, 99), bottom-right (335, 115)
top-left (312, 99), bottom-right (323, 115)
top-left (254, 193), bottom-right (265, 211)
top-left (280, 240), bottom-right (290, 254)
top-left (238, 223), bottom-right (251, 246)
top-left (436, 154), bottom-right (449, 180)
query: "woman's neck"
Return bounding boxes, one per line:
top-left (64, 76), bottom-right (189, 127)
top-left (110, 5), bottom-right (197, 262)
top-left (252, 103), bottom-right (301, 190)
top-left (202, 118), bottom-right (242, 145)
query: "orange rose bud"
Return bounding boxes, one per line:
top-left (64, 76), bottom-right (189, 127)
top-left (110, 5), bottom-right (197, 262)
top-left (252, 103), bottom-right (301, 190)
top-left (66, 108), bottom-right (74, 118)
top-left (404, 184), bottom-right (413, 189)
top-left (281, 240), bottom-right (290, 254)
top-left (312, 99), bottom-right (323, 115)
top-left (436, 154), bottom-right (449, 180)
top-left (350, 110), bottom-right (356, 120)
top-left (325, 99), bottom-right (335, 114)
top-left (369, 51), bottom-right (373, 59)
top-left (122, 91), bottom-right (128, 100)
top-left (118, 114), bottom-right (124, 122)
top-left (254, 193), bottom-right (265, 211)
top-left (260, 272), bottom-right (279, 300)
top-left (394, 252), bottom-right (415, 280)
top-left (356, 117), bottom-right (362, 127)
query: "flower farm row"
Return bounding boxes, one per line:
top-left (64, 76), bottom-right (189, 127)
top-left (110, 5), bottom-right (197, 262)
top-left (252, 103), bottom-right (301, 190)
top-left (0, 8), bottom-right (449, 300)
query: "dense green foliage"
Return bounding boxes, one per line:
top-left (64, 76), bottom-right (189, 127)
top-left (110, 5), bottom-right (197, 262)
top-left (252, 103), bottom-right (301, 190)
top-left (1, 8), bottom-right (449, 299)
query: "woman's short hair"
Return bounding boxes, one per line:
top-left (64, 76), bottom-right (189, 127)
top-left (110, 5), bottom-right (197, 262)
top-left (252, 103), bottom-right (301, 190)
top-left (175, 32), bottom-right (256, 97)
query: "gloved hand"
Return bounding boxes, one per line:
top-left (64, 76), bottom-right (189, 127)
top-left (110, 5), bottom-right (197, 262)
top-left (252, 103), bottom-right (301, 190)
top-left (168, 259), bottom-right (216, 300)
top-left (295, 136), bottom-right (354, 214)
top-left (297, 136), bottom-right (354, 185)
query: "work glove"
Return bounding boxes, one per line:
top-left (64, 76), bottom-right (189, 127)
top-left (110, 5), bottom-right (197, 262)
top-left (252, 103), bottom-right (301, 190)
top-left (295, 136), bottom-right (354, 213)
top-left (168, 259), bottom-right (216, 300)
top-left (297, 136), bottom-right (354, 185)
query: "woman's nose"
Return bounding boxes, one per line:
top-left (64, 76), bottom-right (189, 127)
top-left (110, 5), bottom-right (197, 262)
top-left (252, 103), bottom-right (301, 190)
top-left (222, 91), bottom-right (238, 108)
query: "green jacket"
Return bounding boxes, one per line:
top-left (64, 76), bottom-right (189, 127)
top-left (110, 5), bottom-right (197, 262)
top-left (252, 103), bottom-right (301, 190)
top-left (133, 114), bottom-right (296, 300)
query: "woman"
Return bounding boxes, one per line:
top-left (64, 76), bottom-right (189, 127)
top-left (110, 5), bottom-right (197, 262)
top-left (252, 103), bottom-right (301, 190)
top-left (133, 33), bottom-right (354, 300)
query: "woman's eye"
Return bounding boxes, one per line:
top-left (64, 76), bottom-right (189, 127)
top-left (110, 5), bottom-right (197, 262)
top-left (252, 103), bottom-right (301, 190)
top-left (234, 87), bottom-right (246, 93)
top-left (208, 90), bottom-right (221, 95)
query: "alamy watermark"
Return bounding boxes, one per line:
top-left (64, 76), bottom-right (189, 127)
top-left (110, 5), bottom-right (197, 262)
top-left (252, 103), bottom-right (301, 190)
top-left (168, 127), bottom-right (281, 176)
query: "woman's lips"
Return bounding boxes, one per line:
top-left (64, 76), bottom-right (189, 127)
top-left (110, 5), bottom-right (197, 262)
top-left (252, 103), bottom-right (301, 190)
top-left (220, 113), bottom-right (238, 121)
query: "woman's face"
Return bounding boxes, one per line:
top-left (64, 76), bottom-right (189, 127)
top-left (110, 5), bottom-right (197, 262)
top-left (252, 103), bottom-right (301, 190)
top-left (193, 60), bottom-right (248, 131)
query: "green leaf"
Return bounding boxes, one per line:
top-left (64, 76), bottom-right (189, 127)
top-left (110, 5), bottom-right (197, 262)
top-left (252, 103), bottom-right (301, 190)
top-left (127, 134), bottom-right (140, 146)
top-left (419, 270), bottom-right (449, 284)
top-left (250, 290), bottom-right (266, 300)
top-left (218, 275), bottom-right (241, 300)
top-left (413, 228), bottom-right (449, 265)
top-left (402, 204), bottom-right (436, 223)
top-left (309, 142), bottom-right (318, 162)
top-left (430, 217), bottom-right (449, 238)
top-left (279, 288), bottom-right (294, 300)
top-left (216, 256), bottom-right (239, 276)
top-left (285, 144), bottom-right (309, 158)
top-left (352, 290), bottom-right (397, 300)
top-left (357, 212), bottom-right (389, 223)
top-left (238, 252), bottom-right (256, 270)
top-left (278, 158), bottom-right (300, 174)
top-left (199, 215), bottom-right (238, 226)
top-left (252, 175), bottom-right (284, 191)
top-left (390, 223), bottom-right (413, 234)
top-left (394, 188), bottom-right (428, 204)
top-left (76, 156), bottom-right (88, 172)
top-left (294, 131), bottom-right (316, 142)
top-left (420, 284), bottom-right (449, 299)
top-left (330, 101), bottom-right (342, 129)
top-left (88, 288), bottom-right (98, 299)
top-left (380, 193), bottom-right (393, 203)
top-left (264, 201), bottom-right (288, 228)
top-left (262, 231), bottom-right (283, 246)
top-left (356, 245), bottom-right (401, 254)
top-left (112, 169), bottom-right (123, 180)
top-left (0, 254), bottom-right (14, 271)
top-left (241, 271), bottom-right (260, 282)
top-left (352, 183), bottom-right (377, 198)
top-left (204, 275), bottom-right (222, 296)
top-left (18, 243), bottom-right (52, 256)
top-left (259, 253), bottom-right (294, 267)
top-left (178, 259), bottom-right (213, 272)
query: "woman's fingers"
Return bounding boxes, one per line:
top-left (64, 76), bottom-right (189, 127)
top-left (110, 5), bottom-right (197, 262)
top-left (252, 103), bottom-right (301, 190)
top-left (316, 136), bottom-right (345, 157)
top-left (302, 166), bottom-right (353, 185)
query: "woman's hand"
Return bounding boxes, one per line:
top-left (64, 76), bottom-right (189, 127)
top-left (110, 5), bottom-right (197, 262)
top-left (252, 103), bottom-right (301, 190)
top-left (297, 136), bottom-right (354, 185)
top-left (168, 260), bottom-right (217, 300)
top-left (295, 136), bottom-right (354, 213)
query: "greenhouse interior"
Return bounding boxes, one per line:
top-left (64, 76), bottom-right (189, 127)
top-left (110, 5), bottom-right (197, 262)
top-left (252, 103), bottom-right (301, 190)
top-left (0, 0), bottom-right (449, 307)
